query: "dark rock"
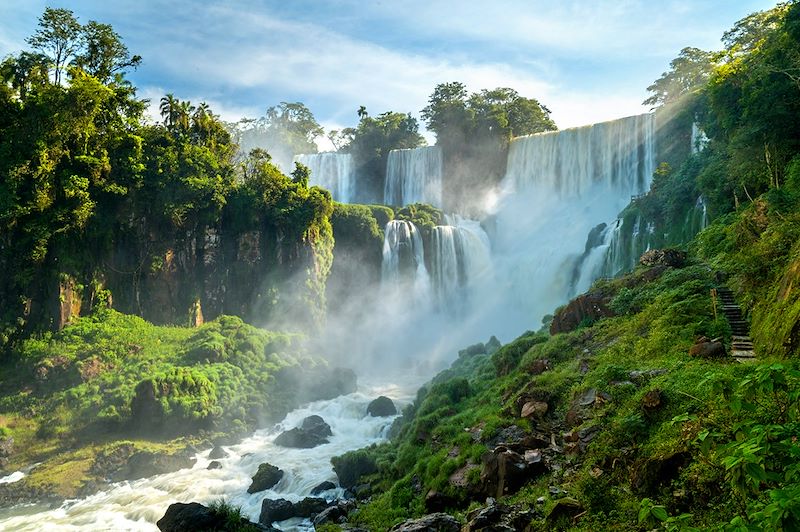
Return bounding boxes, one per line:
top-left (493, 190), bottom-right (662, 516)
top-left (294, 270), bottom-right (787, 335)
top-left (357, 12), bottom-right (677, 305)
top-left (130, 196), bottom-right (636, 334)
top-left (332, 452), bottom-right (377, 490)
top-left (157, 501), bottom-right (265, 532)
top-left (481, 447), bottom-right (541, 498)
top-left (259, 498), bottom-right (294, 525)
top-left (292, 496), bottom-right (328, 517)
top-left (312, 505), bottom-right (345, 526)
top-left (546, 497), bottom-right (584, 524)
top-left (639, 248), bottom-right (687, 268)
top-left (390, 512), bottom-right (461, 531)
top-left (367, 396), bottom-right (397, 417)
top-left (425, 489), bottom-right (456, 512)
top-left (486, 425), bottom-right (527, 448)
top-left (529, 358), bottom-right (551, 375)
top-left (247, 462), bottom-right (284, 494)
top-left (124, 450), bottom-right (195, 481)
top-left (463, 498), bottom-right (538, 532)
top-left (689, 338), bottom-right (727, 359)
top-left (311, 480), bottom-right (336, 495)
top-left (274, 415), bottom-right (332, 448)
top-left (550, 290), bottom-right (614, 334)
top-left (208, 444), bottom-right (228, 460)
top-left (207, 461), bottom-right (222, 470)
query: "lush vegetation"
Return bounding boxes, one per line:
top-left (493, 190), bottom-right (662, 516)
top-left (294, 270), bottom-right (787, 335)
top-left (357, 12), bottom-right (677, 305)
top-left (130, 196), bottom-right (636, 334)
top-left (328, 3), bottom-right (800, 530)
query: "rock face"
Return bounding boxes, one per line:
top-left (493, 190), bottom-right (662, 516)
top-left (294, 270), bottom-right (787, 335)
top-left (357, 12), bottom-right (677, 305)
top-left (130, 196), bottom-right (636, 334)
top-left (391, 513), bottom-right (461, 531)
top-left (247, 462), bottom-right (284, 494)
top-left (157, 502), bottom-right (265, 532)
top-left (550, 290), bottom-right (614, 334)
top-left (274, 415), bottom-right (332, 448)
top-left (689, 336), bottom-right (727, 358)
top-left (367, 396), bottom-right (397, 417)
top-left (639, 248), bottom-right (687, 268)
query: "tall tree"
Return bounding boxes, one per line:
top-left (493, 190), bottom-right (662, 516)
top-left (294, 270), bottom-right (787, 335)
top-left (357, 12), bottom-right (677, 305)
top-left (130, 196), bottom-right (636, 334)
top-left (643, 47), bottom-right (715, 108)
top-left (26, 7), bottom-right (82, 85)
top-left (75, 21), bottom-right (141, 83)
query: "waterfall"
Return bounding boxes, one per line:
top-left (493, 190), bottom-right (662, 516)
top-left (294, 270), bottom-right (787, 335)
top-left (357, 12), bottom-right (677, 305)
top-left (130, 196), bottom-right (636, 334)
top-left (485, 113), bottom-right (656, 335)
top-left (429, 216), bottom-right (492, 313)
top-left (691, 122), bottom-right (709, 154)
top-left (381, 220), bottom-right (430, 305)
top-left (384, 146), bottom-right (443, 207)
top-left (294, 153), bottom-right (356, 203)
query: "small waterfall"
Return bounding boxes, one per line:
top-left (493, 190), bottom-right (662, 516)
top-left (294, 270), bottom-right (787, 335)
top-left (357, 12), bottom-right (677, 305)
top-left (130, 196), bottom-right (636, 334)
top-left (294, 153), bottom-right (356, 203)
top-left (691, 122), bottom-right (709, 154)
top-left (384, 146), bottom-right (442, 207)
top-left (381, 220), bottom-right (430, 305)
top-left (429, 216), bottom-right (492, 313)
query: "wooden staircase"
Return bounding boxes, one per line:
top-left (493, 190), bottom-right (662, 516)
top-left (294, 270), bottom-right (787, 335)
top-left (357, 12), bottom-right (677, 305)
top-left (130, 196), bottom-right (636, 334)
top-left (717, 287), bottom-right (756, 363)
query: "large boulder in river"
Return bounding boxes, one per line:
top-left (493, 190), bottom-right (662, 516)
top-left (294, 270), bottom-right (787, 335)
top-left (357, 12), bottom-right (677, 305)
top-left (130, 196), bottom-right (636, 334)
top-left (367, 396), bottom-right (397, 417)
top-left (259, 497), bottom-right (328, 525)
top-left (157, 502), bottom-right (267, 532)
top-left (247, 462), bottom-right (284, 493)
top-left (274, 415), bottom-right (332, 448)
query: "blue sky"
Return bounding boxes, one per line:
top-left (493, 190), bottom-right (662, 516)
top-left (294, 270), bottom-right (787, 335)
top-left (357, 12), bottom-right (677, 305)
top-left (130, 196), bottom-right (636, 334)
top-left (1, 1), bottom-right (779, 146)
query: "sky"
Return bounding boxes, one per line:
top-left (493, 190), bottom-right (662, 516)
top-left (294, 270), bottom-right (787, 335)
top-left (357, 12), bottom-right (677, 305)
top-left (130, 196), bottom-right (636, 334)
top-left (0, 1), bottom-right (780, 148)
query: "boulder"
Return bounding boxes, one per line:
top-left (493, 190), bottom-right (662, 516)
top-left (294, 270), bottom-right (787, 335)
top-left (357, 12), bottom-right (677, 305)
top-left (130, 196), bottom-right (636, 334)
top-left (312, 505), bottom-right (345, 526)
top-left (124, 450), bottom-right (195, 481)
top-left (259, 498), bottom-right (294, 525)
top-left (157, 502), bottom-right (267, 532)
top-left (521, 400), bottom-right (549, 418)
top-left (639, 249), bottom-right (687, 268)
top-left (390, 513), bottom-right (461, 531)
top-left (310, 480), bottom-right (336, 495)
top-left (546, 497), bottom-right (584, 525)
top-left (208, 445), bottom-right (228, 460)
top-left (689, 338), bottom-right (726, 359)
top-left (367, 396), bottom-right (397, 417)
top-left (481, 447), bottom-right (539, 498)
top-left (463, 498), bottom-right (538, 532)
top-left (274, 415), bottom-right (332, 449)
top-left (207, 461), bottom-right (222, 470)
top-left (550, 291), bottom-right (614, 334)
top-left (293, 496), bottom-right (328, 517)
top-left (247, 462), bottom-right (284, 494)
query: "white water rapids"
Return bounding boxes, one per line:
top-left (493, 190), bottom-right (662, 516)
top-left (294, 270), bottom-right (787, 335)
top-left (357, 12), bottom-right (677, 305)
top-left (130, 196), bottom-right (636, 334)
top-left (0, 382), bottom-right (414, 531)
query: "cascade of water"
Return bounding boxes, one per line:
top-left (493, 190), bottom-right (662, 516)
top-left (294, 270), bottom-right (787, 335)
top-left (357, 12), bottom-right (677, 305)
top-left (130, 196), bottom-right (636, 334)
top-left (691, 122), bottom-right (709, 154)
top-left (294, 153), bottom-right (356, 203)
top-left (384, 146), bottom-right (443, 207)
top-left (484, 113), bottom-right (656, 335)
top-left (381, 220), bottom-right (431, 306)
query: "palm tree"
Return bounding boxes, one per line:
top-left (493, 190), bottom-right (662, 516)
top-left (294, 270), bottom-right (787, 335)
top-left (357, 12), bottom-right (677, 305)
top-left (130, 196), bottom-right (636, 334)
top-left (159, 93), bottom-right (180, 128)
top-left (177, 100), bottom-right (195, 131)
top-left (357, 105), bottom-right (368, 120)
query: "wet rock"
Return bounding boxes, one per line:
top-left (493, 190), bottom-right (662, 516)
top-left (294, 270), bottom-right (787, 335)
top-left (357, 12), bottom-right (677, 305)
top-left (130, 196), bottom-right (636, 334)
top-left (367, 396), bottom-right (397, 417)
top-left (124, 450), bottom-right (196, 481)
top-left (639, 248), bottom-right (687, 268)
top-left (157, 502), bottom-right (266, 532)
top-left (390, 513), bottom-right (460, 531)
top-left (293, 496), bottom-right (328, 517)
top-left (521, 400), bottom-right (549, 418)
top-left (274, 415), bottom-right (332, 449)
top-left (208, 444), bottom-right (228, 460)
top-left (312, 505), bottom-right (345, 526)
top-left (207, 460), bottom-right (222, 470)
top-left (463, 498), bottom-right (538, 532)
top-left (259, 498), bottom-right (294, 525)
top-left (689, 337), bottom-right (727, 359)
top-left (247, 462), bottom-right (284, 493)
top-left (311, 480), bottom-right (337, 495)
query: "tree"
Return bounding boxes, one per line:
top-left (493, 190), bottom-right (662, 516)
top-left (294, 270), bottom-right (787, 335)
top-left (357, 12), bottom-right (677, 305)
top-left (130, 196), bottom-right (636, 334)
top-left (75, 21), bottom-right (141, 83)
top-left (644, 47), bottom-right (716, 108)
top-left (0, 52), bottom-right (50, 99)
top-left (264, 101), bottom-right (324, 154)
top-left (159, 93), bottom-right (180, 128)
top-left (26, 7), bottom-right (82, 85)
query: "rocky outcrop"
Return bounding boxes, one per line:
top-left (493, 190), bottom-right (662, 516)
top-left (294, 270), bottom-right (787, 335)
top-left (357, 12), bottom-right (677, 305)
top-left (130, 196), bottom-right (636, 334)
top-left (208, 445), bottom-right (228, 460)
top-left (639, 248), bottom-right (687, 268)
top-left (480, 445), bottom-right (547, 498)
top-left (463, 498), bottom-right (538, 531)
top-left (311, 480), bottom-right (336, 495)
top-left (157, 502), bottom-right (267, 532)
top-left (247, 463), bottom-right (284, 493)
top-left (390, 513), bottom-right (461, 531)
top-left (550, 290), bottom-right (614, 334)
top-left (274, 415), bottom-right (332, 448)
top-left (367, 396), bottom-right (397, 417)
top-left (332, 451), bottom-right (378, 490)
